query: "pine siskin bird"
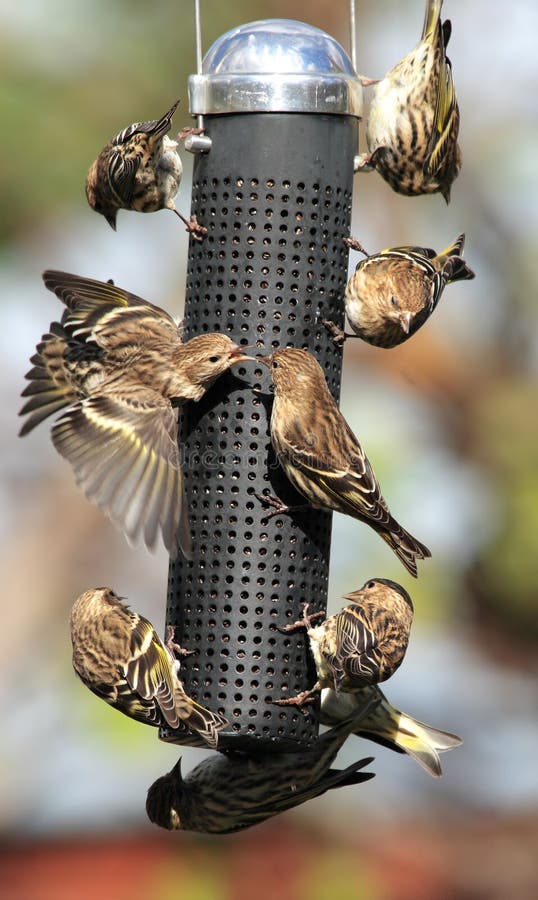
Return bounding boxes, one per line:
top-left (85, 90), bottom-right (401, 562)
top-left (274, 578), bottom-right (414, 707)
top-left (257, 348), bottom-right (430, 576)
top-left (324, 233), bottom-right (475, 349)
top-left (356, 0), bottom-right (461, 202)
top-left (146, 698), bottom-right (377, 833)
top-left (19, 271), bottom-right (251, 558)
top-left (70, 587), bottom-right (228, 749)
top-left (320, 686), bottom-right (462, 778)
top-left (85, 100), bottom-right (206, 238)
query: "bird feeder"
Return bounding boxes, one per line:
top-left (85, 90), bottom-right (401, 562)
top-left (163, 18), bottom-right (362, 753)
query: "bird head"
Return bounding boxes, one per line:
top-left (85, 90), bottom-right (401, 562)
top-left (177, 333), bottom-right (253, 399)
top-left (383, 295), bottom-right (413, 334)
top-left (344, 578), bottom-right (414, 615)
top-left (146, 757), bottom-right (186, 831)
top-left (257, 347), bottom-right (327, 397)
top-left (85, 163), bottom-right (118, 230)
top-left (70, 586), bottom-right (125, 620)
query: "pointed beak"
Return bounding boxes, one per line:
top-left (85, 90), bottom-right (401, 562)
top-left (170, 757), bottom-right (183, 779)
top-left (400, 311), bottom-right (413, 334)
top-left (228, 344), bottom-right (254, 364)
top-left (256, 355), bottom-right (272, 369)
top-left (105, 211), bottom-right (117, 231)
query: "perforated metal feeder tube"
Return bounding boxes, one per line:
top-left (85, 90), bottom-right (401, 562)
top-left (163, 19), bottom-right (362, 753)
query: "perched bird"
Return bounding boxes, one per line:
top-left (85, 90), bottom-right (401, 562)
top-left (356, 0), bottom-right (461, 202)
top-left (274, 578), bottom-right (414, 706)
top-left (257, 348), bottom-right (430, 576)
top-left (85, 100), bottom-right (206, 238)
top-left (324, 233), bottom-right (475, 349)
top-left (19, 271), bottom-right (250, 558)
top-left (320, 686), bottom-right (462, 778)
top-left (70, 587), bottom-right (228, 749)
top-left (146, 699), bottom-right (377, 833)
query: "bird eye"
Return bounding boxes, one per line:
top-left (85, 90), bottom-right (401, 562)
top-left (208, 356), bottom-right (220, 364)
top-left (366, 580), bottom-right (376, 589)
top-left (390, 296), bottom-right (399, 307)
top-left (272, 360), bottom-right (279, 369)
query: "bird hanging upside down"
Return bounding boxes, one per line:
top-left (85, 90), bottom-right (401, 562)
top-left (85, 99), bottom-right (207, 239)
top-left (356, 0), bottom-right (462, 202)
top-left (323, 232), bottom-right (474, 349)
top-left (70, 587), bottom-right (228, 749)
top-left (146, 697), bottom-right (377, 833)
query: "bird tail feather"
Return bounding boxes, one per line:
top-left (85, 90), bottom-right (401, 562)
top-left (435, 234), bottom-right (475, 284)
top-left (320, 688), bottom-right (462, 778)
top-left (19, 322), bottom-right (77, 436)
top-left (380, 527), bottom-right (431, 578)
top-left (421, 0), bottom-right (443, 42)
top-left (356, 693), bottom-right (463, 778)
top-left (175, 696), bottom-right (228, 751)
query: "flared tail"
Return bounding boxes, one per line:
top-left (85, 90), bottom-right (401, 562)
top-left (320, 687), bottom-right (462, 777)
top-left (19, 322), bottom-right (78, 436)
top-left (421, 0), bottom-right (444, 42)
top-left (380, 524), bottom-right (431, 578)
top-left (435, 233), bottom-right (475, 284)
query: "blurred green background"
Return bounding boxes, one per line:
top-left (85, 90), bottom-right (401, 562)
top-left (1, 1), bottom-right (537, 898)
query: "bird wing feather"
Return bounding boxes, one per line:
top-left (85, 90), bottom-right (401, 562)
top-left (378, 244), bottom-right (437, 261)
top-left (424, 57), bottom-right (458, 176)
top-left (111, 100), bottom-right (179, 145)
top-left (310, 461), bottom-right (392, 526)
top-left (124, 616), bottom-right (227, 744)
top-left (124, 615), bottom-right (182, 729)
top-left (43, 271), bottom-right (178, 344)
top-left (51, 384), bottom-right (192, 559)
top-left (331, 607), bottom-right (379, 686)
top-left (277, 410), bottom-right (393, 525)
top-left (107, 148), bottom-right (141, 207)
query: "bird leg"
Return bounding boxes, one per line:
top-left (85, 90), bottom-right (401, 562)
top-left (254, 492), bottom-right (308, 521)
top-left (172, 209), bottom-right (208, 242)
top-left (271, 683), bottom-right (322, 708)
top-left (177, 126), bottom-right (204, 141)
top-left (357, 75), bottom-right (379, 87)
top-left (354, 147), bottom-right (383, 172)
top-left (277, 602), bottom-right (325, 634)
top-left (321, 319), bottom-right (357, 346)
top-left (166, 625), bottom-right (196, 659)
top-left (343, 236), bottom-right (369, 255)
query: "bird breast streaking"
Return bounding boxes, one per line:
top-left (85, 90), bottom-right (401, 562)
top-left (357, 0), bottom-right (461, 202)
top-left (258, 348), bottom-right (430, 576)
top-left (324, 232), bottom-right (475, 349)
top-left (19, 271), bottom-right (251, 559)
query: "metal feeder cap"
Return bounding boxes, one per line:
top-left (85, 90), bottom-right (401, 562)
top-left (189, 18), bottom-right (362, 117)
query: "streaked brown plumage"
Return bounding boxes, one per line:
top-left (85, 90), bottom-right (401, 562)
top-left (275, 578), bottom-right (414, 706)
top-left (258, 348), bottom-right (430, 576)
top-left (146, 697), bottom-right (377, 833)
top-left (19, 271), bottom-right (250, 558)
top-left (325, 232), bottom-right (475, 348)
top-left (85, 100), bottom-right (206, 238)
top-left (357, 0), bottom-right (461, 202)
top-left (320, 686), bottom-right (462, 778)
top-left (70, 587), bottom-right (228, 749)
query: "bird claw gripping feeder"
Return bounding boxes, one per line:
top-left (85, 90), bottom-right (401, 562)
top-left (163, 17), bottom-right (362, 753)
